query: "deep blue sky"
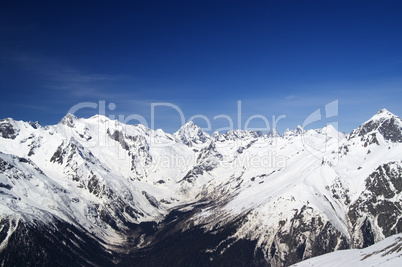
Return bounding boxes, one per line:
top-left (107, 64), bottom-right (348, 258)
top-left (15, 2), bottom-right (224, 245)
top-left (1, 0), bottom-right (401, 134)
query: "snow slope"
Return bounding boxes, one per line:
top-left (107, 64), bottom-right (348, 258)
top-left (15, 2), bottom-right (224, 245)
top-left (291, 233), bottom-right (402, 267)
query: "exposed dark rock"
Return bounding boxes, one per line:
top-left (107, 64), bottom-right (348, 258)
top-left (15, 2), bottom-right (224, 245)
top-left (120, 208), bottom-right (266, 267)
top-left (142, 190), bottom-right (159, 208)
top-left (378, 117), bottom-right (402, 142)
top-left (58, 114), bottom-right (77, 128)
top-left (0, 119), bottom-right (18, 139)
top-left (107, 129), bottom-right (129, 151)
top-left (28, 121), bottom-right (41, 129)
top-left (361, 217), bottom-right (375, 248)
top-left (348, 109), bottom-right (402, 143)
top-left (87, 173), bottom-right (103, 197)
top-left (0, 156), bottom-right (13, 172)
top-left (50, 143), bottom-right (64, 164)
top-left (348, 161), bottom-right (402, 248)
top-left (0, 182), bottom-right (12, 190)
top-left (99, 209), bottom-right (118, 230)
top-left (264, 206), bottom-right (350, 266)
top-left (0, 217), bottom-right (114, 267)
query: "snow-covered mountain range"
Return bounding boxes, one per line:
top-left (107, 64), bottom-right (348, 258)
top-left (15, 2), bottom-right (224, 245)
top-left (1, 108), bottom-right (402, 266)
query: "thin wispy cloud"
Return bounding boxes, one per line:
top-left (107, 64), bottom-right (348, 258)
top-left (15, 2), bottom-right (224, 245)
top-left (11, 53), bottom-right (134, 99)
top-left (13, 103), bottom-right (51, 112)
top-left (45, 71), bottom-right (116, 83)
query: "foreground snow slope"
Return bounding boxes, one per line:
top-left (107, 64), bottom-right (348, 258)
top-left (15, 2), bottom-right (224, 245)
top-left (291, 233), bottom-right (402, 267)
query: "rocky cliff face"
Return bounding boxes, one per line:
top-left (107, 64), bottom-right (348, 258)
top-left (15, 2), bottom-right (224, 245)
top-left (348, 161), bottom-right (402, 248)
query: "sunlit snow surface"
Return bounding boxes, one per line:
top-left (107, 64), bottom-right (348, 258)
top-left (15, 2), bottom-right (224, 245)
top-left (291, 233), bottom-right (402, 267)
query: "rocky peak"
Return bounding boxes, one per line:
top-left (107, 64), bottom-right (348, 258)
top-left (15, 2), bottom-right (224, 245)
top-left (295, 125), bottom-right (304, 135)
top-left (0, 118), bottom-right (19, 139)
top-left (59, 113), bottom-right (77, 128)
top-left (174, 121), bottom-right (210, 146)
top-left (349, 109), bottom-right (402, 143)
top-left (371, 108), bottom-right (395, 121)
top-left (282, 128), bottom-right (292, 137)
top-left (267, 129), bottom-right (280, 138)
top-left (28, 121), bottom-right (41, 129)
top-left (282, 125), bottom-right (304, 138)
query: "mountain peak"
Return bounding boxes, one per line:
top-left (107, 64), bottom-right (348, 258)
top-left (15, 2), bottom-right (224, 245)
top-left (88, 114), bottom-right (111, 123)
top-left (184, 121), bottom-right (195, 127)
top-left (59, 113), bottom-right (77, 127)
top-left (267, 129), bottom-right (280, 138)
top-left (377, 108), bottom-right (392, 114)
top-left (282, 126), bottom-right (304, 138)
top-left (368, 108), bottom-right (396, 122)
top-left (349, 109), bottom-right (402, 143)
top-left (28, 121), bottom-right (41, 129)
top-left (295, 125), bottom-right (304, 134)
top-left (321, 124), bottom-right (337, 132)
top-left (176, 121), bottom-right (199, 133)
top-left (174, 121), bottom-right (210, 146)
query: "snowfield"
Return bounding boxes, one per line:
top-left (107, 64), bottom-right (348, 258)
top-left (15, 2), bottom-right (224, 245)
top-left (291, 233), bottom-right (402, 267)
